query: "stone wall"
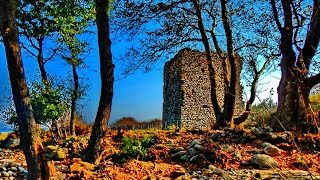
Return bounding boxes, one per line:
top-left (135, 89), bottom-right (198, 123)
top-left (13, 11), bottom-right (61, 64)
top-left (163, 48), bottom-right (243, 130)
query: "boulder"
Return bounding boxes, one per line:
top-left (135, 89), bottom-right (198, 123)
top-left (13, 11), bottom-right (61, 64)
top-left (251, 154), bottom-right (278, 169)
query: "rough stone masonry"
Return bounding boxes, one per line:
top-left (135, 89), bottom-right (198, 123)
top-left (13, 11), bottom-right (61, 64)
top-left (163, 48), bottom-right (243, 130)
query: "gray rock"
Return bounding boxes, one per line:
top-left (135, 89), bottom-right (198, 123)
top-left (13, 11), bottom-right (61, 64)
top-left (7, 171), bottom-right (13, 177)
top-left (2, 172), bottom-right (9, 177)
top-left (172, 151), bottom-right (187, 159)
top-left (180, 154), bottom-right (191, 162)
top-left (264, 146), bottom-right (282, 156)
top-left (18, 166), bottom-right (27, 173)
top-left (5, 138), bottom-right (20, 149)
top-left (189, 154), bottom-right (205, 163)
top-left (193, 144), bottom-right (203, 151)
top-left (251, 154), bottom-right (278, 169)
top-left (188, 148), bottom-right (197, 156)
top-left (262, 142), bottom-right (273, 148)
top-left (189, 140), bottom-right (201, 147)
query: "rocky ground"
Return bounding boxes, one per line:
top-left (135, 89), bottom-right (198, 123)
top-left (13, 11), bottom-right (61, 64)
top-left (1, 127), bottom-right (320, 179)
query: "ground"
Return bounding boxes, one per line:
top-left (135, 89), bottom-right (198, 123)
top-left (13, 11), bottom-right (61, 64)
top-left (1, 127), bottom-right (320, 179)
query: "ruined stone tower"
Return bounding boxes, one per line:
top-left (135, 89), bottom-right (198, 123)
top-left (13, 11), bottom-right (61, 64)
top-left (162, 48), bottom-right (243, 130)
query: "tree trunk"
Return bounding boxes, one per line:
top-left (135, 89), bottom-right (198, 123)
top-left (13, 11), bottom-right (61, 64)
top-left (192, 0), bottom-right (222, 127)
top-left (37, 38), bottom-right (49, 89)
top-left (271, 0), bottom-right (320, 132)
top-left (275, 68), bottom-right (312, 131)
top-left (219, 0), bottom-right (237, 127)
top-left (82, 0), bottom-right (114, 164)
top-left (0, 1), bottom-right (49, 179)
top-left (70, 64), bottom-right (79, 136)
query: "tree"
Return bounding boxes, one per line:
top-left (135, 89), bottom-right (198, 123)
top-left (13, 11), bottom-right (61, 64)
top-left (56, 0), bottom-right (94, 136)
top-left (0, 1), bottom-right (50, 179)
top-left (82, 0), bottom-right (114, 164)
top-left (271, 0), bottom-right (320, 131)
top-left (112, 0), bottom-right (276, 128)
top-left (17, 0), bottom-right (61, 88)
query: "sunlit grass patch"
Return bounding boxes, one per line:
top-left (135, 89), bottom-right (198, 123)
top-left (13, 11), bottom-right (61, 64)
top-left (0, 132), bottom-right (9, 141)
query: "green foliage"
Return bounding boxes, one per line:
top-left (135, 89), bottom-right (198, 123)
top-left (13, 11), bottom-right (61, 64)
top-left (30, 84), bottom-right (69, 124)
top-left (0, 82), bottom-right (69, 129)
top-left (121, 138), bottom-right (148, 158)
top-left (310, 93), bottom-right (320, 111)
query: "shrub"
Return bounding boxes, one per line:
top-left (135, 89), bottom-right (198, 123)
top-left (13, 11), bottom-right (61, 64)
top-left (246, 97), bottom-right (277, 128)
top-left (121, 137), bottom-right (148, 158)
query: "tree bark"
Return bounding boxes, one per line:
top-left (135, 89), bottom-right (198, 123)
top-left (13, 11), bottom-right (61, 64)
top-left (0, 1), bottom-right (49, 179)
top-left (70, 63), bottom-right (79, 136)
top-left (82, 0), bottom-right (114, 164)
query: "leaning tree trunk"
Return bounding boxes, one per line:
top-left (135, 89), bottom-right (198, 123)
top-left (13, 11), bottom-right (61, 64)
top-left (0, 1), bottom-right (49, 179)
top-left (82, 0), bottom-right (114, 164)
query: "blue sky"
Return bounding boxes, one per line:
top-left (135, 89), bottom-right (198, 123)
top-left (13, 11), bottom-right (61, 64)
top-left (0, 35), bottom-right (164, 129)
top-left (0, 29), bottom-right (280, 131)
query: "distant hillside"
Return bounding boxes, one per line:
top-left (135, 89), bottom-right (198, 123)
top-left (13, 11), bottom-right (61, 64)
top-left (110, 117), bottom-right (162, 130)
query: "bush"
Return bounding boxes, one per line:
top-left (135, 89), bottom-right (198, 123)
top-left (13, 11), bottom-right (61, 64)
top-left (246, 97), bottom-right (277, 128)
top-left (121, 137), bottom-right (148, 158)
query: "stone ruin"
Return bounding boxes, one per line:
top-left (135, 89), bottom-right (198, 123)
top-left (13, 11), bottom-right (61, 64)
top-left (162, 48), bottom-right (243, 130)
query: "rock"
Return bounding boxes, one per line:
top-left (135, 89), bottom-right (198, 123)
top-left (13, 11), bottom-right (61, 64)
top-left (188, 148), bottom-right (197, 156)
top-left (2, 171), bottom-right (9, 177)
top-left (172, 151), bottom-right (187, 159)
top-left (10, 167), bottom-right (17, 172)
top-left (180, 155), bottom-right (191, 162)
top-left (251, 154), bottom-right (278, 169)
top-left (240, 161), bottom-right (251, 167)
top-left (5, 138), bottom-right (20, 149)
top-left (212, 167), bottom-right (225, 176)
top-left (189, 154), bottom-right (205, 163)
top-left (193, 144), bottom-right (203, 151)
top-left (270, 133), bottom-right (277, 139)
top-left (208, 165), bottom-right (216, 171)
top-left (18, 166), bottom-right (27, 173)
top-left (8, 162), bottom-right (17, 168)
top-left (189, 140), bottom-right (201, 147)
top-left (171, 147), bottom-right (184, 154)
top-left (264, 146), bottom-right (281, 156)
top-left (262, 142), bottom-right (273, 148)
top-left (0, 166), bottom-right (6, 172)
top-left (7, 171), bottom-right (13, 176)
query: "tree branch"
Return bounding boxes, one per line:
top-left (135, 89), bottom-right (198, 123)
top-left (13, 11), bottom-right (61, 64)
top-left (271, 0), bottom-right (283, 33)
top-left (297, 0), bottom-right (320, 72)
